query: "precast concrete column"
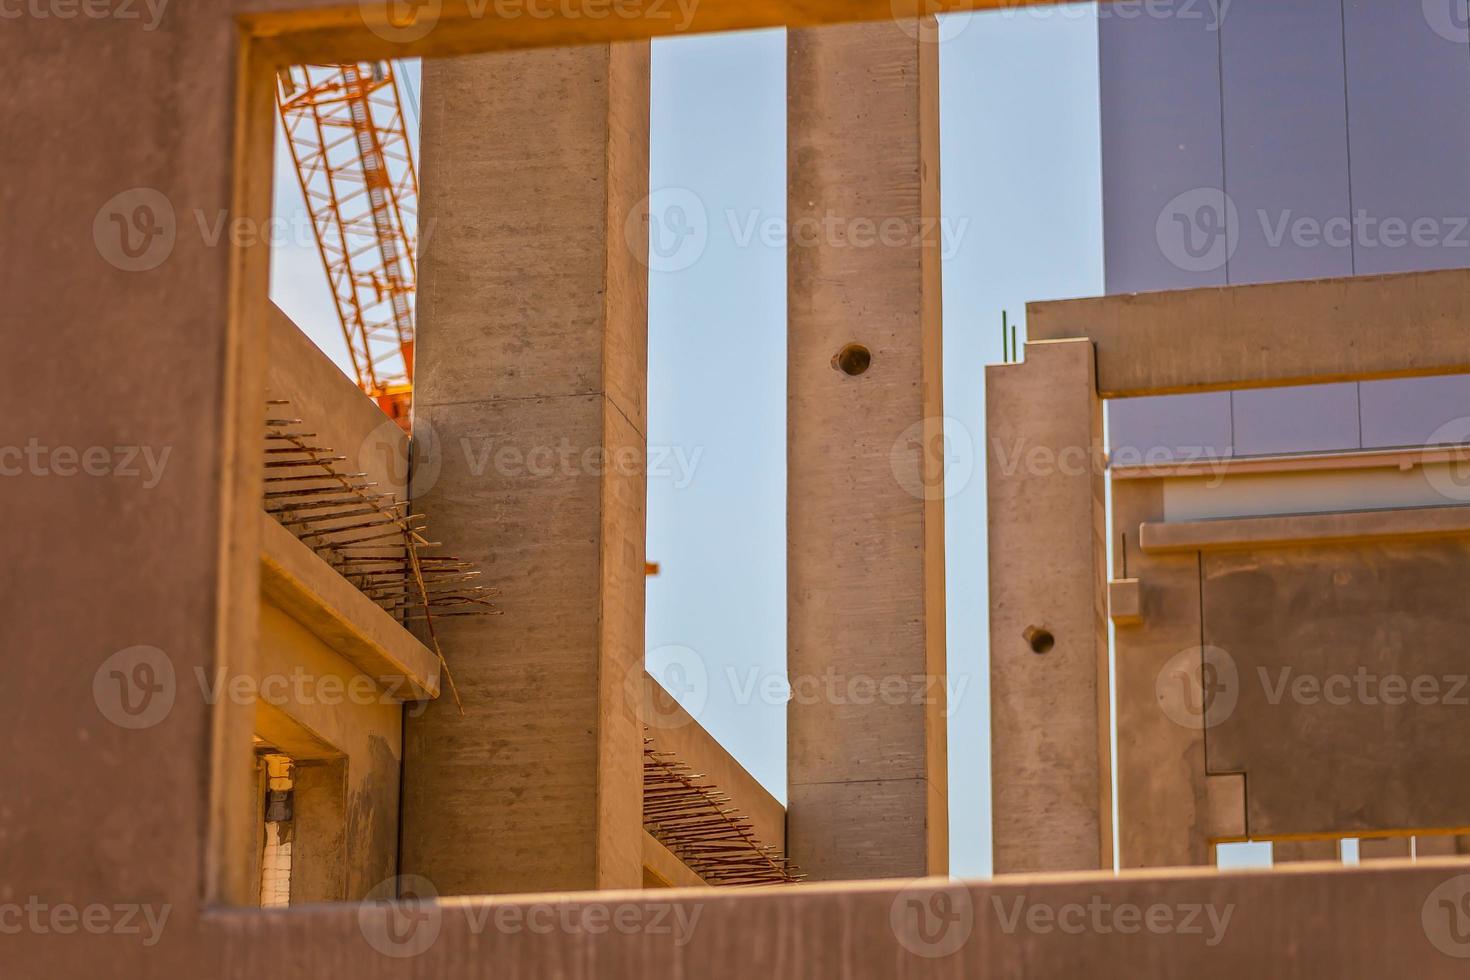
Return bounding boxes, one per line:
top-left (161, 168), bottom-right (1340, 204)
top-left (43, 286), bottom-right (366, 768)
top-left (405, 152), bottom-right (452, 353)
top-left (786, 19), bottom-right (948, 881)
top-left (400, 43), bottom-right (650, 895)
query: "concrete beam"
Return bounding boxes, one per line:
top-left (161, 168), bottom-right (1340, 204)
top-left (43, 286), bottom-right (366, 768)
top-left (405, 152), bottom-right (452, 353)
top-left (240, 0), bottom-right (1077, 65)
top-left (18, 860), bottom-right (1470, 976)
top-left (259, 515), bottom-right (440, 701)
top-left (644, 678), bottom-right (786, 856)
top-left (786, 19), bottom-right (947, 881)
top-left (1274, 840), bottom-right (1341, 864)
top-left (987, 340), bottom-right (1112, 873)
top-left (1027, 267), bottom-right (1470, 398)
top-left (1360, 837), bottom-right (1414, 862)
top-left (1140, 505), bottom-right (1470, 554)
top-left (264, 303), bottom-right (409, 494)
top-left (1110, 478), bottom-right (1216, 869)
top-left (399, 43), bottom-right (650, 896)
top-left (641, 832), bottom-right (709, 889)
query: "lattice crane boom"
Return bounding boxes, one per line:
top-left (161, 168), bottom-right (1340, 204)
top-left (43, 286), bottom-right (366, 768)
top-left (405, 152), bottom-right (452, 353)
top-left (276, 61), bottom-right (419, 427)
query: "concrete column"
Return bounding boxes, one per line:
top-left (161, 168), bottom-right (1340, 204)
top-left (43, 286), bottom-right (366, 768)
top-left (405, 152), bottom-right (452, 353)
top-left (786, 20), bottom-right (948, 880)
top-left (400, 43), bottom-right (650, 895)
top-left (1110, 475), bottom-right (1221, 870)
top-left (987, 339), bottom-right (1112, 874)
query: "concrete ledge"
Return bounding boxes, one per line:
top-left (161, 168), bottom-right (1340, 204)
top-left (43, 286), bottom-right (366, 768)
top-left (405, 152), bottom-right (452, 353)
top-left (260, 513), bottom-right (440, 701)
top-left (642, 832), bottom-right (709, 889)
top-left (1029, 267), bottom-right (1470, 398)
top-left (1140, 504), bottom-right (1470, 555)
top-left (183, 858), bottom-right (1470, 976)
top-left (1113, 444), bottom-right (1470, 481)
top-left (1109, 579), bottom-right (1142, 627)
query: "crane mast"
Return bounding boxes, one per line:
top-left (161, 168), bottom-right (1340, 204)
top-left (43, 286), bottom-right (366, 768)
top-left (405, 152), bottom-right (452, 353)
top-left (276, 62), bottom-right (419, 428)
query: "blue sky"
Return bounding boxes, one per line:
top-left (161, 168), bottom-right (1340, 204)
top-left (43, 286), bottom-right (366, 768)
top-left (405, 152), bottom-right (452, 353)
top-left (271, 9), bottom-right (1107, 880)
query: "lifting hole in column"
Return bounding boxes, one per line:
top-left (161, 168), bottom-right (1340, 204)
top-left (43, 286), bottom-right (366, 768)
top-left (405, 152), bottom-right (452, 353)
top-left (833, 343), bottom-right (872, 376)
top-left (1024, 626), bottom-right (1055, 656)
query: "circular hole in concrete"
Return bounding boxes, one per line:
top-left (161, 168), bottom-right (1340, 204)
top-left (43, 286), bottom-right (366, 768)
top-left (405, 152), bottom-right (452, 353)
top-left (833, 343), bottom-right (872, 377)
top-left (1024, 627), bottom-right (1055, 656)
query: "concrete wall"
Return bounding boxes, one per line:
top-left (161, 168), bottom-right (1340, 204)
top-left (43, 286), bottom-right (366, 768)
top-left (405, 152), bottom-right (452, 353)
top-left (1101, 0), bottom-right (1470, 460)
top-left (256, 601), bottom-right (404, 901)
top-left (1203, 538), bottom-right (1470, 838)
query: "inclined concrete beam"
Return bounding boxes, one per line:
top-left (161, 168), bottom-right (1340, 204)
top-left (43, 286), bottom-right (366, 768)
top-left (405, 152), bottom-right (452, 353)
top-left (644, 677), bottom-right (786, 855)
top-left (786, 19), bottom-right (948, 881)
top-left (987, 340), bottom-right (1112, 873)
top-left (264, 304), bottom-right (410, 497)
top-left (1027, 268), bottom-right (1470, 399)
top-left (642, 832), bottom-right (709, 889)
top-left (398, 44), bottom-right (649, 896)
